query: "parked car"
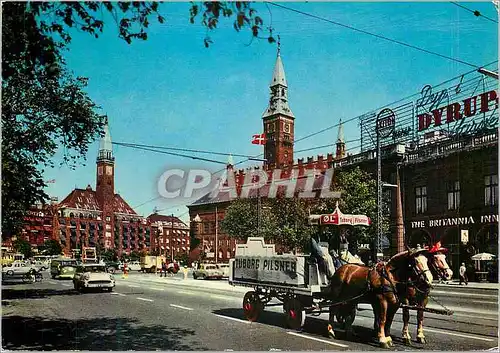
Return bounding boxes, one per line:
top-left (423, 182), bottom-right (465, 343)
top-left (104, 261), bottom-right (120, 274)
top-left (218, 263), bottom-right (230, 278)
top-left (193, 263), bottom-right (223, 280)
top-left (73, 264), bottom-right (115, 292)
top-left (119, 261), bottom-right (141, 271)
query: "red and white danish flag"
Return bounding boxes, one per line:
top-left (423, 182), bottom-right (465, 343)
top-left (251, 133), bottom-right (266, 145)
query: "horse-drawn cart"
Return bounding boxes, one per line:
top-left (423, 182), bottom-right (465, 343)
top-left (229, 236), bottom-right (337, 329)
top-left (228, 206), bottom-right (372, 330)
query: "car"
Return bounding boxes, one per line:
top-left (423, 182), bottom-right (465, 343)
top-left (2, 261), bottom-right (35, 276)
top-left (193, 264), bottom-right (223, 280)
top-left (119, 261), bottom-right (141, 272)
top-left (217, 263), bottom-right (230, 278)
top-left (73, 264), bottom-right (115, 292)
top-left (104, 261), bottom-right (120, 274)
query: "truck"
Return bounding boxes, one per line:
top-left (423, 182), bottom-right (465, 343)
top-left (140, 255), bottom-right (166, 273)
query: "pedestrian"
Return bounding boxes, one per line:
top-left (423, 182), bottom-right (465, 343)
top-left (161, 261), bottom-right (167, 278)
top-left (459, 262), bottom-right (468, 285)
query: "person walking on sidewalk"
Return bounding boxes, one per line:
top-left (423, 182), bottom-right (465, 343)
top-left (459, 263), bottom-right (468, 285)
top-left (161, 261), bottom-right (167, 278)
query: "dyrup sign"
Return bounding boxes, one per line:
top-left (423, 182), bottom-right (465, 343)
top-left (360, 70), bottom-right (499, 151)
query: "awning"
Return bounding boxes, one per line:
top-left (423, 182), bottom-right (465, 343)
top-left (309, 204), bottom-right (371, 226)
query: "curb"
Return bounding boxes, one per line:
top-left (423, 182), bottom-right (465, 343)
top-left (433, 281), bottom-right (499, 291)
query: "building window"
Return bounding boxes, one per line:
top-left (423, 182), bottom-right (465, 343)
top-left (485, 175), bottom-right (498, 206)
top-left (415, 186), bottom-right (427, 214)
top-left (447, 181), bottom-right (460, 210)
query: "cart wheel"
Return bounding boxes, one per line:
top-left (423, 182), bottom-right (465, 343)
top-left (284, 297), bottom-right (306, 330)
top-left (243, 291), bottom-right (263, 322)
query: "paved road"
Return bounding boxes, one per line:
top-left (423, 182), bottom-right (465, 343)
top-left (2, 271), bottom-right (498, 351)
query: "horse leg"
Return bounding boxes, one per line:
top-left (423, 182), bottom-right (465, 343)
top-left (376, 297), bottom-right (390, 349)
top-left (416, 308), bottom-right (426, 344)
top-left (382, 303), bottom-right (397, 348)
top-left (327, 304), bottom-right (336, 339)
top-left (401, 298), bottom-right (412, 345)
top-left (344, 305), bottom-right (356, 340)
top-left (372, 298), bottom-right (380, 339)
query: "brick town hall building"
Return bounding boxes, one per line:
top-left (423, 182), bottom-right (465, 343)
top-left (18, 122), bottom-right (191, 259)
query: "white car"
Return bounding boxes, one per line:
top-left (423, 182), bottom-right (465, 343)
top-left (218, 264), bottom-right (230, 278)
top-left (2, 261), bottom-right (35, 276)
top-left (73, 264), bottom-right (115, 292)
top-left (193, 264), bottom-right (223, 280)
top-left (118, 261), bottom-right (141, 271)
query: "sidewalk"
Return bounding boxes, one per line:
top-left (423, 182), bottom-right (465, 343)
top-left (433, 279), bottom-right (499, 290)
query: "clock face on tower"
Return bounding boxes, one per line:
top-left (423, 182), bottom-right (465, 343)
top-left (106, 166), bottom-right (112, 175)
top-left (284, 123), bottom-right (290, 133)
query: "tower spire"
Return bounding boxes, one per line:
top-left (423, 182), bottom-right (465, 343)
top-left (337, 119), bottom-right (344, 143)
top-left (97, 117), bottom-right (114, 163)
top-left (336, 119), bottom-right (346, 159)
top-left (262, 39), bottom-right (294, 119)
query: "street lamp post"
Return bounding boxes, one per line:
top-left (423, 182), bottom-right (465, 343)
top-left (376, 108), bottom-right (396, 261)
top-left (215, 206), bottom-right (218, 264)
top-left (171, 213), bottom-right (174, 262)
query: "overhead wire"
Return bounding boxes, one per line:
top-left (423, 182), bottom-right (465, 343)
top-left (450, 2), bottom-right (498, 23)
top-left (266, 1), bottom-right (481, 68)
top-left (113, 141), bottom-right (265, 161)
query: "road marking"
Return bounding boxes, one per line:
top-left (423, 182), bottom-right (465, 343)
top-left (177, 290), bottom-right (198, 296)
top-left (287, 332), bottom-right (349, 348)
top-left (432, 290), bottom-right (498, 298)
top-left (47, 281), bottom-right (57, 285)
top-left (60, 283), bottom-right (71, 287)
top-left (170, 304), bottom-right (193, 311)
top-left (136, 297), bottom-right (154, 302)
top-left (423, 328), bottom-right (496, 342)
top-left (213, 314), bottom-right (251, 324)
top-left (127, 284), bottom-right (140, 288)
top-left (471, 299), bottom-right (498, 304)
top-left (110, 292), bottom-right (126, 296)
top-left (149, 287), bottom-right (165, 291)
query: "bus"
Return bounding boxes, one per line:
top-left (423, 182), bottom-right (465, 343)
top-left (1, 250), bottom-right (24, 266)
top-left (50, 257), bottom-right (79, 279)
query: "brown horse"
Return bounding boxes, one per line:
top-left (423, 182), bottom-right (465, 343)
top-left (326, 249), bottom-right (433, 348)
top-left (400, 248), bottom-right (453, 345)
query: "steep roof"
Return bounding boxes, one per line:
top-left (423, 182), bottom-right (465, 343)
top-left (114, 194), bottom-right (137, 215)
top-left (189, 172), bottom-right (332, 207)
top-left (147, 214), bottom-right (188, 227)
top-left (59, 188), bottom-right (101, 211)
top-left (58, 187), bottom-right (137, 215)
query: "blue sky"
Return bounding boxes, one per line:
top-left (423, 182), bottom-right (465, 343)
top-left (43, 2), bottom-right (498, 223)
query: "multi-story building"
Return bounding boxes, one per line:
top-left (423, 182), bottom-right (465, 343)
top-left (147, 213), bottom-right (190, 260)
top-left (188, 45), bottom-right (498, 273)
top-left (20, 201), bottom-right (58, 249)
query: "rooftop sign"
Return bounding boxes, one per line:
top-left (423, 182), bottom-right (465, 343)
top-left (360, 69), bottom-right (499, 151)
